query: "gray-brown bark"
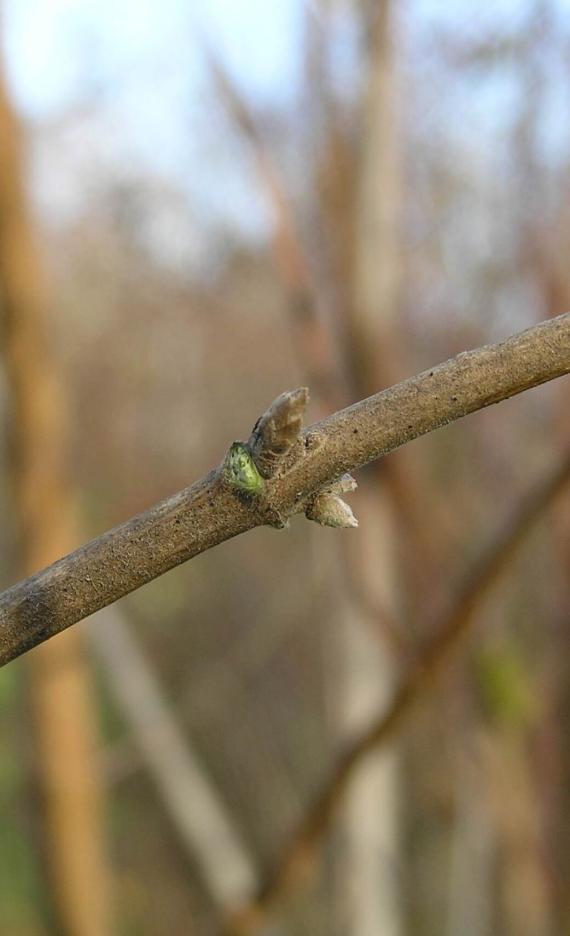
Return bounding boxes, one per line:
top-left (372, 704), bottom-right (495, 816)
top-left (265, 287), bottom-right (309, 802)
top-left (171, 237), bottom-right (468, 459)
top-left (0, 311), bottom-right (568, 667)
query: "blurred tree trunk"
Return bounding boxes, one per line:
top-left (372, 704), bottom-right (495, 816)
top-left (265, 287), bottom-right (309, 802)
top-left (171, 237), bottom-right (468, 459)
top-left (484, 730), bottom-right (552, 936)
top-left (0, 46), bottom-right (110, 936)
top-left (334, 2), bottom-right (402, 933)
top-left (445, 742), bottom-right (494, 936)
top-left (527, 209), bottom-right (570, 935)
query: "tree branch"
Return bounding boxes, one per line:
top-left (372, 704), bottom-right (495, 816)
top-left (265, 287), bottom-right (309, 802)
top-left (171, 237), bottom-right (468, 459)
top-left (88, 607), bottom-right (257, 908)
top-left (0, 312), bottom-right (568, 666)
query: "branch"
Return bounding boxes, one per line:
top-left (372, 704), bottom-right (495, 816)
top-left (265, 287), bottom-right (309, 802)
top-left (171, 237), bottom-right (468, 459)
top-left (0, 312), bottom-right (568, 666)
top-left (207, 49), bottom-right (345, 409)
top-left (88, 608), bottom-right (257, 908)
top-left (226, 446), bottom-right (570, 935)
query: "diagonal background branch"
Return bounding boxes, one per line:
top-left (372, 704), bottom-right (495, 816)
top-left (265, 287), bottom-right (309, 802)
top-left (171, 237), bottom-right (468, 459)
top-left (207, 47), bottom-right (348, 412)
top-left (88, 607), bottom-right (257, 910)
top-left (0, 311), bottom-right (568, 667)
top-left (225, 446), bottom-right (570, 935)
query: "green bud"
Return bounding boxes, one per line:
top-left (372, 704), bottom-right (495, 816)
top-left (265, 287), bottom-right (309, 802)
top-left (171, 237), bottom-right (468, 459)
top-left (225, 442), bottom-right (264, 496)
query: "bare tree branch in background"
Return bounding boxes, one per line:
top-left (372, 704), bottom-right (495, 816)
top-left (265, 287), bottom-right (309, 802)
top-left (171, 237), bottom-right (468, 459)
top-left (225, 447), bottom-right (570, 935)
top-left (88, 608), bottom-right (257, 911)
top-left (207, 48), bottom-right (346, 412)
top-left (0, 310), bottom-right (568, 666)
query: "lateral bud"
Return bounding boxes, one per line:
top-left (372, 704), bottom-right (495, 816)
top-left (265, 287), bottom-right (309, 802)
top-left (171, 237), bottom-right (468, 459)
top-left (306, 493), bottom-right (359, 529)
top-left (248, 387), bottom-right (309, 478)
top-left (224, 442), bottom-right (264, 497)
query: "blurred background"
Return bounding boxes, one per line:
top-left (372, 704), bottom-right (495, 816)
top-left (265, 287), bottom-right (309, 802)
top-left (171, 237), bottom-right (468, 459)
top-left (0, 1), bottom-right (569, 934)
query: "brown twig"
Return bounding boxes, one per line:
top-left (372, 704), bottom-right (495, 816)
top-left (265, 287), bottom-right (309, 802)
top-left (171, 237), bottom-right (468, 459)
top-left (226, 447), bottom-right (570, 934)
top-left (0, 311), bottom-right (568, 667)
